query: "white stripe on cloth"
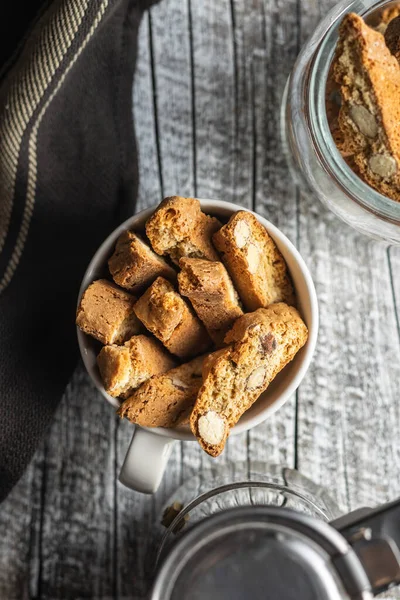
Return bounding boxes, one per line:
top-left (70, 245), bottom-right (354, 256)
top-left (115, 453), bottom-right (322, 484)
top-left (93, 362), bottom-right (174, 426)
top-left (0, 0), bottom-right (110, 294)
top-left (0, 0), bottom-right (90, 263)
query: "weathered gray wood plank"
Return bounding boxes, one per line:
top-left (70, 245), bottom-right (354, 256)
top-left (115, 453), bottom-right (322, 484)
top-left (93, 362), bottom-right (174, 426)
top-left (253, 0), bottom-right (299, 239)
top-left (190, 0), bottom-right (236, 201)
top-left (134, 13), bottom-right (163, 212)
top-left (37, 364), bottom-right (116, 600)
top-left (115, 422), bottom-right (153, 599)
top-left (297, 210), bottom-right (400, 600)
top-left (115, 421), bottom-right (182, 599)
top-left (383, 245), bottom-right (400, 600)
top-left (150, 0), bottom-right (194, 199)
top-left (0, 445), bottom-right (43, 600)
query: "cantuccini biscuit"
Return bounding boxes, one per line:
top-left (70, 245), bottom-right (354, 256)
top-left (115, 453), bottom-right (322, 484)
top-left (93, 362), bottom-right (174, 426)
top-left (133, 277), bottom-right (211, 358)
top-left (178, 257), bottom-right (243, 346)
top-left (108, 230), bottom-right (176, 293)
top-left (118, 355), bottom-right (205, 428)
top-left (97, 334), bottom-right (176, 398)
top-left (212, 211), bottom-right (294, 311)
top-left (76, 279), bottom-right (141, 345)
top-left (145, 196), bottom-right (221, 264)
top-left (190, 303), bottom-right (308, 457)
top-left (333, 13), bottom-right (400, 201)
top-left (326, 66), bottom-right (355, 159)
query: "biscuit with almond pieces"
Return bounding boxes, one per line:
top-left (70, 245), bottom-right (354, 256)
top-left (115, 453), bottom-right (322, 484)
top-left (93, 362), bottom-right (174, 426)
top-left (333, 13), bottom-right (400, 201)
top-left (212, 211), bottom-right (294, 311)
top-left (118, 356), bottom-right (205, 428)
top-left (190, 304), bottom-right (308, 457)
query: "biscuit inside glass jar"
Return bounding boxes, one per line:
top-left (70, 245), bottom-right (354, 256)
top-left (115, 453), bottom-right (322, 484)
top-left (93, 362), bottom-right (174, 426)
top-left (326, 8), bottom-right (400, 202)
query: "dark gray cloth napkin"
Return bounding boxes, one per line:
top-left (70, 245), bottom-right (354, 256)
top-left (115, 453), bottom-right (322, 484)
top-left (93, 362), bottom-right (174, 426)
top-left (0, 0), bottom-right (155, 501)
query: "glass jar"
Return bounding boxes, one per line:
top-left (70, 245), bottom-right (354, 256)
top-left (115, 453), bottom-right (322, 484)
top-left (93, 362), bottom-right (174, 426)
top-left (281, 0), bottom-right (400, 243)
top-left (150, 464), bottom-right (400, 599)
top-left (153, 462), bottom-right (342, 567)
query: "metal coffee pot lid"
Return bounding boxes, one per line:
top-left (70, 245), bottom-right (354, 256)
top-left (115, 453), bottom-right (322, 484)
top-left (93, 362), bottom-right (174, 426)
top-left (151, 503), bottom-right (400, 600)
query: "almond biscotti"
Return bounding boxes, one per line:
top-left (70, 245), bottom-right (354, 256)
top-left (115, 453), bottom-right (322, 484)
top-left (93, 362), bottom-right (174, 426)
top-left (108, 230), bottom-right (176, 293)
top-left (178, 257), bottom-right (243, 346)
top-left (190, 303), bottom-right (308, 457)
top-left (212, 211), bottom-right (294, 311)
top-left (118, 355), bottom-right (205, 428)
top-left (333, 13), bottom-right (400, 201)
top-left (97, 334), bottom-right (176, 398)
top-left (145, 196), bottom-right (222, 264)
top-left (76, 279), bottom-right (141, 345)
top-left (133, 276), bottom-right (211, 358)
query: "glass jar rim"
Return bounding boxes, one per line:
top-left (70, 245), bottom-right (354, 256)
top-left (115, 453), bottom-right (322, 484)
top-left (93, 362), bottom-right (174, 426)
top-left (155, 473), bottom-right (340, 568)
top-left (308, 0), bottom-right (400, 223)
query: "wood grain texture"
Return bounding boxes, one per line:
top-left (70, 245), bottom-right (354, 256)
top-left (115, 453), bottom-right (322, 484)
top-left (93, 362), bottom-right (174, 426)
top-left (190, 0), bottom-right (236, 200)
top-left (150, 0), bottom-right (194, 199)
top-left (133, 12), bottom-right (162, 212)
top-left (37, 364), bottom-right (117, 600)
top-left (1, 0), bottom-right (400, 598)
top-left (0, 446), bottom-right (43, 600)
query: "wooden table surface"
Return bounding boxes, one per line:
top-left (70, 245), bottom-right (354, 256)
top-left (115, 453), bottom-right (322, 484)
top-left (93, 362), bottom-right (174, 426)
top-left (2, 0), bottom-right (400, 598)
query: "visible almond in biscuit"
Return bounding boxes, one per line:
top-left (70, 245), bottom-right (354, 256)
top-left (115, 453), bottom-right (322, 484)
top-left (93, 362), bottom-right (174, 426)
top-left (245, 243), bottom-right (260, 274)
top-left (349, 105), bottom-right (378, 139)
top-left (190, 303), bottom-right (308, 457)
top-left (233, 220), bottom-right (251, 248)
top-left (213, 211), bottom-right (295, 311)
top-left (198, 411), bottom-right (227, 446)
top-left (333, 13), bottom-right (400, 201)
top-left (246, 366), bottom-right (266, 390)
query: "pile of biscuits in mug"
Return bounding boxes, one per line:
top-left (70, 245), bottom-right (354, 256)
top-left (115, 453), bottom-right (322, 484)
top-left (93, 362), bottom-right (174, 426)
top-left (328, 5), bottom-right (400, 202)
top-left (76, 197), bottom-right (308, 457)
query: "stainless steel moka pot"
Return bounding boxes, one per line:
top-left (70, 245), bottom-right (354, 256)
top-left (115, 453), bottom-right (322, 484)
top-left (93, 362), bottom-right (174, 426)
top-left (151, 497), bottom-right (400, 599)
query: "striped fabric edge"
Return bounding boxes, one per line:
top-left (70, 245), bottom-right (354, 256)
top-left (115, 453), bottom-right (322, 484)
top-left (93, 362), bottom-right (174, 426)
top-left (0, 0), bottom-right (110, 295)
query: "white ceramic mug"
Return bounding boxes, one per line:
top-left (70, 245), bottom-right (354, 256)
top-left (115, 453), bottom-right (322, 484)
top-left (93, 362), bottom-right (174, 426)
top-left (77, 200), bottom-right (318, 494)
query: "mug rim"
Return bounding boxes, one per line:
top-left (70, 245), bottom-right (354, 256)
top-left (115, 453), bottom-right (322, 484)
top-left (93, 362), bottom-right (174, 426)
top-left (77, 199), bottom-right (319, 441)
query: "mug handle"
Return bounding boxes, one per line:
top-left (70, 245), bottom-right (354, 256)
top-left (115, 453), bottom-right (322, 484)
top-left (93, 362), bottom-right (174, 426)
top-left (119, 426), bottom-right (176, 494)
